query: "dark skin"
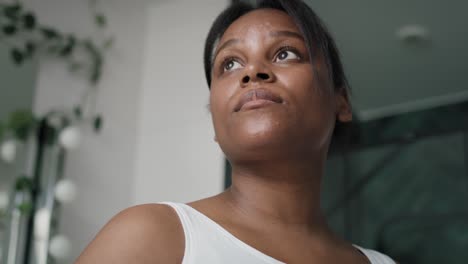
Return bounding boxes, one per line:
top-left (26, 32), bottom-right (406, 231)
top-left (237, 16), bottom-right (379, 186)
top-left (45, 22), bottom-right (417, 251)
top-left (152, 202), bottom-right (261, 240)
top-left (75, 9), bottom-right (368, 264)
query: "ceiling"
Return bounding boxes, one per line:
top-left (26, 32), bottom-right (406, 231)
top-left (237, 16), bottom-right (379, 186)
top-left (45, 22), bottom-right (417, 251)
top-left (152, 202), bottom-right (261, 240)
top-left (304, 0), bottom-right (468, 120)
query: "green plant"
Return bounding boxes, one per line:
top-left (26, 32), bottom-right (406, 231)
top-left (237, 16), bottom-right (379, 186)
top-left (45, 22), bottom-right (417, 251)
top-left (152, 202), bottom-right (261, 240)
top-left (0, 0), bottom-right (111, 143)
top-left (0, 109), bottom-right (36, 142)
top-left (6, 109), bottom-right (36, 140)
top-left (0, 0), bottom-right (113, 85)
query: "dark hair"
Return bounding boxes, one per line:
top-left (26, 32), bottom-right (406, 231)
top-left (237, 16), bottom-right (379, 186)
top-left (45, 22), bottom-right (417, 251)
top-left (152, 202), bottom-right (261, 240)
top-left (203, 0), bottom-right (350, 96)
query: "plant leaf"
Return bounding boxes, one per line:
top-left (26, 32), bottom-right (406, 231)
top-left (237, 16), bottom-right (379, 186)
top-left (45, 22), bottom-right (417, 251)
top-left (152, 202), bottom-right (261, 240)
top-left (95, 13), bottom-right (106, 28)
top-left (60, 35), bottom-right (75, 56)
top-left (73, 106), bottom-right (82, 118)
top-left (15, 176), bottom-right (33, 191)
top-left (7, 110), bottom-right (36, 141)
top-left (40, 27), bottom-right (60, 39)
top-left (22, 12), bottom-right (36, 30)
top-left (83, 40), bottom-right (103, 83)
top-left (3, 3), bottom-right (22, 21)
top-left (93, 115), bottom-right (103, 132)
top-left (2, 24), bottom-right (17, 35)
top-left (91, 63), bottom-right (102, 84)
top-left (10, 48), bottom-right (24, 65)
top-left (17, 202), bottom-right (33, 214)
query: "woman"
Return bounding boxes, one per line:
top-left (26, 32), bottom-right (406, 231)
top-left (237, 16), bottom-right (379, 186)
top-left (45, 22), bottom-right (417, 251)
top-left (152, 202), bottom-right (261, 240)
top-left (76, 0), bottom-right (396, 263)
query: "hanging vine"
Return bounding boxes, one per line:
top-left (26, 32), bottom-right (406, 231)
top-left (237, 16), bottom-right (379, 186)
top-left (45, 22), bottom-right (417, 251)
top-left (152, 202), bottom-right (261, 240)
top-left (0, 0), bottom-right (113, 84)
top-left (0, 0), bottom-right (113, 145)
top-left (0, 0), bottom-right (114, 216)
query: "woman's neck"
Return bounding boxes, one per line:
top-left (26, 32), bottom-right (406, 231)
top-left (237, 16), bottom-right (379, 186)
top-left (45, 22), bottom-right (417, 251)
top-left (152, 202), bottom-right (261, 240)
top-left (223, 156), bottom-right (327, 231)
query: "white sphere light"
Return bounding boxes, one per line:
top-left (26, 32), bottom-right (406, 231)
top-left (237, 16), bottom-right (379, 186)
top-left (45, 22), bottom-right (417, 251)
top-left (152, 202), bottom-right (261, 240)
top-left (1, 140), bottom-right (17, 163)
top-left (55, 179), bottom-right (77, 204)
top-left (59, 126), bottom-right (81, 150)
top-left (49, 234), bottom-right (72, 260)
top-left (34, 208), bottom-right (51, 240)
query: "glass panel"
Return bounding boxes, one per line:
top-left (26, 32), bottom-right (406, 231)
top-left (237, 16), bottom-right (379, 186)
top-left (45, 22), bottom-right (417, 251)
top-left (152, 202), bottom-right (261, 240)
top-left (0, 39), bottom-right (38, 262)
top-left (323, 124), bottom-right (468, 263)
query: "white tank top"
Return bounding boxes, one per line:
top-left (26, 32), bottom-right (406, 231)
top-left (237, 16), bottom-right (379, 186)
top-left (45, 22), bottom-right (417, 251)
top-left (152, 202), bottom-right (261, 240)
top-left (162, 202), bottom-right (396, 264)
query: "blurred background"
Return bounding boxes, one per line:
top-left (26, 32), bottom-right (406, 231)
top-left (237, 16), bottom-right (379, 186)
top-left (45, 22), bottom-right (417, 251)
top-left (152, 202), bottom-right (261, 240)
top-left (0, 0), bottom-right (467, 263)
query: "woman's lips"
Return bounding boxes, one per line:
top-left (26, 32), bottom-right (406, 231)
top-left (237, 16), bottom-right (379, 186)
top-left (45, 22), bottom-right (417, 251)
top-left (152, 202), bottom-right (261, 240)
top-left (235, 88), bottom-right (283, 112)
top-left (239, 99), bottom-right (276, 111)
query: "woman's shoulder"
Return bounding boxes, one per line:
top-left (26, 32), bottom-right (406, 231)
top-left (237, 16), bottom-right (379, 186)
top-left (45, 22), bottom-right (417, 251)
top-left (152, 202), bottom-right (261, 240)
top-left (75, 204), bottom-right (184, 263)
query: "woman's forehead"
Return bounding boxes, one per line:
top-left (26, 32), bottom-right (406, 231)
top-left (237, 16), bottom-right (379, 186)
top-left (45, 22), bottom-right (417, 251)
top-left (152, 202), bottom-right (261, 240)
top-left (219, 8), bottom-right (302, 43)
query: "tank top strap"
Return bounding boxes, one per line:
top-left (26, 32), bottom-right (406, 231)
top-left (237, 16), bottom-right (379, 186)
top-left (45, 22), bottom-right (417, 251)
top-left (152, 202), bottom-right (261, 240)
top-left (353, 245), bottom-right (396, 264)
top-left (162, 202), bottom-right (285, 264)
top-left (160, 202), bottom-right (195, 263)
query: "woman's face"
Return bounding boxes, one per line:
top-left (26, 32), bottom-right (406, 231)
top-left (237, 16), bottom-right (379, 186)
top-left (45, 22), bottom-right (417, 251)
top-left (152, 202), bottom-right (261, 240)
top-left (209, 8), bottom-right (351, 162)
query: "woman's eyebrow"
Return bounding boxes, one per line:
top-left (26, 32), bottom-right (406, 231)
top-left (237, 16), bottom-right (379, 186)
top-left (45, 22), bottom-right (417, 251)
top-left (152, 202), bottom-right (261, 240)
top-left (213, 30), bottom-right (303, 62)
top-left (269, 30), bottom-right (304, 41)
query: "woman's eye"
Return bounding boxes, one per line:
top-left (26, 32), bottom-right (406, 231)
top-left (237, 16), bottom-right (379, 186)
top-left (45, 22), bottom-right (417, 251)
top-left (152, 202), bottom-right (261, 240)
top-left (275, 50), bottom-right (300, 62)
top-left (224, 60), bottom-right (242, 72)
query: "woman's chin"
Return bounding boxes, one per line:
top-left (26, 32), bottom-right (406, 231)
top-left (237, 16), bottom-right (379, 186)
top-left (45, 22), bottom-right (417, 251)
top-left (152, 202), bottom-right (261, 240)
top-left (223, 118), bottom-right (296, 159)
top-left (219, 113), bottom-right (332, 161)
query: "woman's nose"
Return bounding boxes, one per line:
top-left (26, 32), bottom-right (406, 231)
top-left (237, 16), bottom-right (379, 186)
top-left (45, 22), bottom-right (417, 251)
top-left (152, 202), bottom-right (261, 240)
top-left (240, 63), bottom-right (275, 86)
top-left (242, 73), bottom-right (271, 83)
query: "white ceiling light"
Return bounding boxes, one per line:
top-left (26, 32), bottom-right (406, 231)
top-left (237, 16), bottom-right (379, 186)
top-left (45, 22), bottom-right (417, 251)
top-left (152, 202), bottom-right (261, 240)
top-left (396, 24), bottom-right (430, 43)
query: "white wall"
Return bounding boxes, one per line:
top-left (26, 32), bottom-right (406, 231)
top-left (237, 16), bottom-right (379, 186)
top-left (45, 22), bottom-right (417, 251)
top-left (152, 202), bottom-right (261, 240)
top-left (133, 0), bottom-right (227, 204)
top-left (27, 0), bottom-right (227, 261)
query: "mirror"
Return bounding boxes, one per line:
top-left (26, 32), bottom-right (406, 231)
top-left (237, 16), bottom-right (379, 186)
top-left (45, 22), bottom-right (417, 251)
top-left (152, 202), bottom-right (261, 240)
top-left (0, 40), bottom-right (38, 261)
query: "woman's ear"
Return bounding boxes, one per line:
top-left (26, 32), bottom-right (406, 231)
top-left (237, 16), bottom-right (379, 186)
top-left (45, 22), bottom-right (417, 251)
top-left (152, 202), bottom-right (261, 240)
top-left (335, 87), bottom-right (352, 122)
